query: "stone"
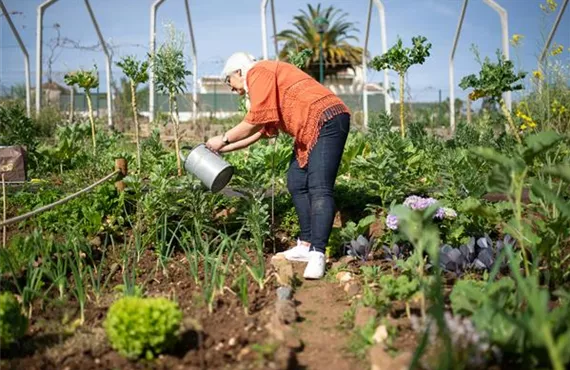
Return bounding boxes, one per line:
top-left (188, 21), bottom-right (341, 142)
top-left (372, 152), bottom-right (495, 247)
top-left (275, 300), bottom-right (298, 324)
top-left (344, 281), bottom-right (361, 297)
top-left (271, 258), bottom-right (295, 286)
top-left (89, 236), bottom-right (102, 247)
top-left (373, 325), bottom-right (389, 344)
top-left (265, 315), bottom-right (301, 349)
top-left (338, 255), bottom-right (357, 265)
top-left (228, 337), bottom-right (237, 347)
top-left (354, 306), bottom-right (377, 329)
top-left (276, 286), bottom-right (293, 301)
top-left (336, 271), bottom-right (353, 283)
top-left (370, 345), bottom-right (413, 370)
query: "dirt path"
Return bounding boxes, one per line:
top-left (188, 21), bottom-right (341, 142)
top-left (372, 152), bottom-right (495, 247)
top-left (289, 263), bottom-right (366, 370)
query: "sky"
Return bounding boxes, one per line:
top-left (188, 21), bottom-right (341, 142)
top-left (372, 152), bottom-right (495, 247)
top-left (0, 0), bottom-right (569, 102)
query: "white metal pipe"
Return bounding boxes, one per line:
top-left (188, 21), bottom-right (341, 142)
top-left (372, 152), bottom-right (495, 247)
top-left (374, 0), bottom-right (390, 116)
top-left (482, 0), bottom-right (511, 111)
top-left (35, 0), bottom-right (59, 117)
top-left (84, 0), bottom-right (113, 129)
top-left (0, 0), bottom-right (31, 117)
top-left (184, 0), bottom-right (198, 125)
top-left (270, 0), bottom-right (278, 59)
top-left (149, 0), bottom-right (167, 123)
top-left (362, 0), bottom-right (373, 130)
top-left (538, 0), bottom-right (568, 93)
top-left (449, 0), bottom-right (469, 134)
top-left (362, 0), bottom-right (390, 130)
top-left (260, 0), bottom-right (269, 60)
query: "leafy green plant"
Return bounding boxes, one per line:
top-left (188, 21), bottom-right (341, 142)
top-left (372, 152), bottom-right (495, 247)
top-left (287, 48), bottom-right (313, 69)
top-left (64, 66), bottom-right (99, 152)
top-left (0, 292), bottom-right (29, 348)
top-left (103, 296), bottom-right (183, 360)
top-left (370, 36), bottom-right (432, 137)
top-left (150, 25), bottom-right (191, 176)
top-left (459, 48), bottom-right (527, 142)
top-left (0, 101), bottom-right (39, 154)
top-left (470, 130), bottom-right (568, 276)
top-left (116, 55), bottom-right (149, 170)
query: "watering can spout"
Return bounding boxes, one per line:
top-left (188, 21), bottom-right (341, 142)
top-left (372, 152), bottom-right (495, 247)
top-left (179, 144), bottom-right (234, 193)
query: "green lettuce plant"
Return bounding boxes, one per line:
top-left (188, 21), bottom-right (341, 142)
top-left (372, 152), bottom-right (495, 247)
top-left (0, 292), bottom-right (29, 347)
top-left (103, 296), bottom-right (183, 360)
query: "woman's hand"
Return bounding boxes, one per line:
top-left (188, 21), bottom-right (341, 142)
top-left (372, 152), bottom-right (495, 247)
top-left (205, 135), bottom-right (225, 152)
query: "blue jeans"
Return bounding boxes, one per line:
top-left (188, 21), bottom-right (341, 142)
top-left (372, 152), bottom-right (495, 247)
top-left (286, 113), bottom-right (350, 253)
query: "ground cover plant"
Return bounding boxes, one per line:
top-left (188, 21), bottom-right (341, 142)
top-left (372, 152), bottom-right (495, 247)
top-left (1, 3), bottom-right (569, 369)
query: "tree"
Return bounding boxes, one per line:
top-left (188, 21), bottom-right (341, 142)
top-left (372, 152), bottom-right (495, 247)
top-left (150, 25), bottom-right (191, 177)
top-left (64, 67), bottom-right (99, 152)
top-left (370, 36), bottom-right (432, 137)
top-left (116, 56), bottom-right (149, 171)
top-left (276, 3), bottom-right (363, 79)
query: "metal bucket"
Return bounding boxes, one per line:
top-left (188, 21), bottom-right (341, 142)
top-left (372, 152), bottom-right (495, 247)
top-left (179, 144), bottom-right (235, 193)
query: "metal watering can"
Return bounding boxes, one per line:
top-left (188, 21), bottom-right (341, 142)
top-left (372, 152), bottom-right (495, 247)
top-left (179, 144), bottom-right (235, 193)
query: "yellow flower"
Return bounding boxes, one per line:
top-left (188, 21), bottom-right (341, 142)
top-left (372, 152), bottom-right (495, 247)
top-left (551, 43), bottom-right (564, 56)
top-left (510, 34), bottom-right (524, 47)
top-left (533, 70), bottom-right (544, 80)
top-left (540, 0), bottom-right (558, 13)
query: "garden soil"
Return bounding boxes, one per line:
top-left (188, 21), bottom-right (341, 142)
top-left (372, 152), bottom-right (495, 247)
top-left (1, 247), bottom-right (412, 370)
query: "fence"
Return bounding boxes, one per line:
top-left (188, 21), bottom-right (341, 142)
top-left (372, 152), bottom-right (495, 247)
top-left (52, 92), bottom-right (387, 118)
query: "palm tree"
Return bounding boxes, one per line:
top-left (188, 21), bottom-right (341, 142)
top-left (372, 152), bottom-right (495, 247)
top-left (276, 3), bottom-right (364, 80)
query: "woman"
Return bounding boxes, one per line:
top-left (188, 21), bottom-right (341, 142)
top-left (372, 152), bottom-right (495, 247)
top-left (206, 52), bottom-right (350, 279)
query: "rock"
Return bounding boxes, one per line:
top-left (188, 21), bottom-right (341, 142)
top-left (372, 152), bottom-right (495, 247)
top-left (214, 207), bottom-right (237, 220)
top-left (373, 325), bottom-right (389, 344)
top-left (336, 271), bottom-right (353, 283)
top-left (370, 345), bottom-right (413, 370)
top-left (271, 258), bottom-right (294, 286)
top-left (228, 337), bottom-right (237, 347)
top-left (265, 315), bottom-right (302, 349)
top-left (237, 347), bottom-right (252, 361)
top-left (276, 286), bottom-right (293, 301)
top-left (275, 300), bottom-right (298, 324)
top-left (273, 346), bottom-right (297, 370)
top-left (339, 255), bottom-right (357, 265)
top-left (89, 236), bottom-right (102, 247)
top-left (344, 281), bottom-right (361, 297)
top-left (354, 306), bottom-right (377, 328)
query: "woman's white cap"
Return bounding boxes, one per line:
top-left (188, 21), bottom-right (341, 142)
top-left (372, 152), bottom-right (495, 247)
top-left (221, 52), bottom-right (257, 80)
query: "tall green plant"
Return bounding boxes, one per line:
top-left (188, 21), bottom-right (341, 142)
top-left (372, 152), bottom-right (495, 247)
top-left (116, 56), bottom-right (149, 171)
top-left (151, 25), bottom-right (191, 176)
top-left (459, 48), bottom-right (527, 142)
top-left (64, 67), bottom-right (99, 152)
top-left (370, 36), bottom-right (432, 137)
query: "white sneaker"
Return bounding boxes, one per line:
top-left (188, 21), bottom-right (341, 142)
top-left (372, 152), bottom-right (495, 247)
top-left (275, 240), bottom-right (311, 262)
top-left (303, 251), bottom-right (326, 279)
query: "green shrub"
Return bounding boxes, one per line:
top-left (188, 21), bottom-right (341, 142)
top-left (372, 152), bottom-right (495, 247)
top-left (0, 292), bottom-right (29, 347)
top-left (103, 296), bottom-right (183, 360)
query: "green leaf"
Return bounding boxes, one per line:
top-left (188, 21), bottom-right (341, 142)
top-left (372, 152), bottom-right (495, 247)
top-left (530, 179), bottom-right (570, 219)
top-left (470, 147), bottom-right (515, 169)
top-left (487, 166), bottom-right (512, 193)
top-left (543, 164), bottom-right (570, 183)
top-left (522, 131), bottom-right (563, 164)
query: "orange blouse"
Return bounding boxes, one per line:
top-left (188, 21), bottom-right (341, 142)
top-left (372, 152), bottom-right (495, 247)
top-left (244, 60), bottom-right (350, 168)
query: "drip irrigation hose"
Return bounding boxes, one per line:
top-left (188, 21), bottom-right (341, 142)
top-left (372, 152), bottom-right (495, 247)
top-left (0, 169), bottom-right (120, 228)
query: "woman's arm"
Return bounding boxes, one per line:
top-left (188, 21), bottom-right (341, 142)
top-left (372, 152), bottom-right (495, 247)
top-left (224, 120), bottom-right (263, 143)
top-left (219, 131), bottom-right (263, 153)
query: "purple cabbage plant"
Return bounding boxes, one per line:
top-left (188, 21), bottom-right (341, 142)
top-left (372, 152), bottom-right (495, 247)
top-left (345, 235), bottom-right (375, 261)
top-left (438, 234), bottom-right (515, 274)
top-left (386, 195), bottom-right (457, 231)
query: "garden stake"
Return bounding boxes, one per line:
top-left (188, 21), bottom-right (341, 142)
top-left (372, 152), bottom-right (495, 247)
top-left (2, 173), bottom-right (6, 249)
